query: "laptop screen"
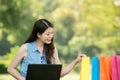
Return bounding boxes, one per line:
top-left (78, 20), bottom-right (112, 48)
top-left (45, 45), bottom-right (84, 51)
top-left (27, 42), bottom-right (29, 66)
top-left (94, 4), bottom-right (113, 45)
top-left (26, 64), bottom-right (62, 80)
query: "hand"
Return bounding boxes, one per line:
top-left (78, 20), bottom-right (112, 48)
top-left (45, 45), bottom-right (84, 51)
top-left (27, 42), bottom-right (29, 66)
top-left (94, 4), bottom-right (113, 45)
top-left (75, 54), bottom-right (86, 63)
top-left (20, 77), bottom-right (25, 80)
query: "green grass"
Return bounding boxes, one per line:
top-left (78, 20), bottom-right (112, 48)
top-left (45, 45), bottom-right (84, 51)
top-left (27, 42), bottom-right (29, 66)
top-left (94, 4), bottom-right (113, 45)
top-left (0, 74), bottom-right (15, 80)
top-left (0, 72), bottom-right (80, 80)
top-left (60, 72), bottom-right (80, 80)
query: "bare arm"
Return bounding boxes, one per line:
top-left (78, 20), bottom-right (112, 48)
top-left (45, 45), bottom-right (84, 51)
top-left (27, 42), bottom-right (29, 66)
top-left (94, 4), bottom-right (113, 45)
top-left (53, 47), bottom-right (85, 77)
top-left (60, 54), bottom-right (85, 77)
top-left (7, 44), bottom-right (27, 80)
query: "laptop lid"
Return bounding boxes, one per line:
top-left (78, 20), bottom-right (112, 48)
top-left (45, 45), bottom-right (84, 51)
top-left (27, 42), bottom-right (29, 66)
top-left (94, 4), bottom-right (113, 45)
top-left (26, 64), bottom-right (62, 80)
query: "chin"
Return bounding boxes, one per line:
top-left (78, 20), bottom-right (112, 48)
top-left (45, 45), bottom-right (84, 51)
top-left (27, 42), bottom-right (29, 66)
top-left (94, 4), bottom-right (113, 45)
top-left (45, 41), bottom-right (52, 44)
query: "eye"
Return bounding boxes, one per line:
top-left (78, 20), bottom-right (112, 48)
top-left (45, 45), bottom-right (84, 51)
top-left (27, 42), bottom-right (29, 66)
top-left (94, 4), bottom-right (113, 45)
top-left (47, 34), bottom-right (50, 36)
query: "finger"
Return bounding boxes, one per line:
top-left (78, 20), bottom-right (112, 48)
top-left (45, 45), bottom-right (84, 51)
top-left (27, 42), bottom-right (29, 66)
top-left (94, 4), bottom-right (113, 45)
top-left (78, 54), bottom-right (86, 57)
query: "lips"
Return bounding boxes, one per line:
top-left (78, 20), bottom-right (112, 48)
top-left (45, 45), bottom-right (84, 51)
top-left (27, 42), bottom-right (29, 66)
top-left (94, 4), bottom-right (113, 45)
top-left (46, 39), bottom-right (51, 42)
top-left (47, 39), bottom-right (52, 41)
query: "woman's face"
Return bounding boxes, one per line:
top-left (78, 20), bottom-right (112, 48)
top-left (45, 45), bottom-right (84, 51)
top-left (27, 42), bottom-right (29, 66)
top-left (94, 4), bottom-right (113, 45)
top-left (38, 27), bottom-right (54, 44)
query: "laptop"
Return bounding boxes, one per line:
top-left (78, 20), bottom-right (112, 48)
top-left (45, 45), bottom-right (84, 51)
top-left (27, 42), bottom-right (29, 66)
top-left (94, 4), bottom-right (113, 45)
top-left (26, 64), bottom-right (62, 80)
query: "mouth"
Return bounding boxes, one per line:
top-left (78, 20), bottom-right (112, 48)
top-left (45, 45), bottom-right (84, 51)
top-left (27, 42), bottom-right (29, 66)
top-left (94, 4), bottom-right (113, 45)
top-left (48, 40), bottom-right (52, 42)
top-left (46, 39), bottom-right (52, 42)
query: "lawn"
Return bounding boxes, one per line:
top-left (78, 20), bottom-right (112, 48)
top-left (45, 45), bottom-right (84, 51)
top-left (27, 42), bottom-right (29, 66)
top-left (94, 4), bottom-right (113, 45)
top-left (0, 72), bottom-right (80, 80)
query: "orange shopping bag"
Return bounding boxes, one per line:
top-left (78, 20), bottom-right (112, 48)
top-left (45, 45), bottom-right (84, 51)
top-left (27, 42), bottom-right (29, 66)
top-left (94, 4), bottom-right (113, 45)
top-left (100, 57), bottom-right (112, 80)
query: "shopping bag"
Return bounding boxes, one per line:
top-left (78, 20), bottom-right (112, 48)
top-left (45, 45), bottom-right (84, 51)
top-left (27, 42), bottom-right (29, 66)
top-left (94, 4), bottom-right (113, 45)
top-left (106, 57), bottom-right (112, 80)
top-left (100, 57), bottom-right (111, 80)
top-left (92, 57), bottom-right (100, 80)
top-left (112, 56), bottom-right (120, 80)
top-left (116, 56), bottom-right (120, 80)
top-left (79, 57), bottom-right (91, 80)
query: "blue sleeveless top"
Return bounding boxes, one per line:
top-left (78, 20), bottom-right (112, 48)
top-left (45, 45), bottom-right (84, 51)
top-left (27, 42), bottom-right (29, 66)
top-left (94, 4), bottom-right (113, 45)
top-left (20, 41), bottom-right (53, 77)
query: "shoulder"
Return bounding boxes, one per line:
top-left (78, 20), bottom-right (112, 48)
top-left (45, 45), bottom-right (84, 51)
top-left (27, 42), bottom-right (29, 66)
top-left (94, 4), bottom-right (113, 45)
top-left (14, 43), bottom-right (28, 60)
top-left (17, 43), bottom-right (28, 56)
top-left (19, 41), bottom-right (35, 53)
top-left (19, 43), bottom-right (27, 51)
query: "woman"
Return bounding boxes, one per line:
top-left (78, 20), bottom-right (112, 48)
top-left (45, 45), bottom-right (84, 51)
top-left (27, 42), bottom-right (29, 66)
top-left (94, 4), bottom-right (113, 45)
top-left (7, 19), bottom-right (85, 80)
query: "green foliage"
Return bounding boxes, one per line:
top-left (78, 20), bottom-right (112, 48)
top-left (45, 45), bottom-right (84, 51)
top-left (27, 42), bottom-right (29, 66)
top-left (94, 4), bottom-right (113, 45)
top-left (0, 0), bottom-right (37, 44)
top-left (69, 0), bottom-right (120, 57)
top-left (2, 46), bottom-right (19, 67)
top-left (0, 0), bottom-right (120, 64)
top-left (0, 46), bottom-right (19, 73)
top-left (0, 32), bottom-right (13, 55)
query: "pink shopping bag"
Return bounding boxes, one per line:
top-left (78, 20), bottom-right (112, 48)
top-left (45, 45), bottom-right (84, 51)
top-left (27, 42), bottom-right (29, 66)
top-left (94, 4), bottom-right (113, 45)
top-left (112, 56), bottom-right (120, 80)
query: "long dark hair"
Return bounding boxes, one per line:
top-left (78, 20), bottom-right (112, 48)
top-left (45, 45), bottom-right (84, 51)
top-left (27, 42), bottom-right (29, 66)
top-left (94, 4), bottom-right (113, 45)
top-left (24, 19), bottom-right (55, 64)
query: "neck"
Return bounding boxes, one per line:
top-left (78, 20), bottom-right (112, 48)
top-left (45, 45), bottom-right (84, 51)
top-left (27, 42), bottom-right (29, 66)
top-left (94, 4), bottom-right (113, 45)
top-left (36, 39), bottom-right (44, 48)
top-left (36, 39), bottom-right (45, 56)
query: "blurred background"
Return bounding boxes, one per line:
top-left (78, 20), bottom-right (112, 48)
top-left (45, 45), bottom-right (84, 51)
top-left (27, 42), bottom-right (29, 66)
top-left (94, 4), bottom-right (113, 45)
top-left (0, 0), bottom-right (120, 80)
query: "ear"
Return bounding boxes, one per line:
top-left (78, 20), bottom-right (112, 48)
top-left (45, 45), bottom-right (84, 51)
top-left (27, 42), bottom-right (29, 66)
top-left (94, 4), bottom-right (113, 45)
top-left (37, 32), bottom-right (41, 38)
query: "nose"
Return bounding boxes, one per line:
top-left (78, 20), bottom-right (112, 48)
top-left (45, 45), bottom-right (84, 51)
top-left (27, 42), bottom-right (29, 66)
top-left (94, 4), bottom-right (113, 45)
top-left (49, 34), bottom-right (53, 38)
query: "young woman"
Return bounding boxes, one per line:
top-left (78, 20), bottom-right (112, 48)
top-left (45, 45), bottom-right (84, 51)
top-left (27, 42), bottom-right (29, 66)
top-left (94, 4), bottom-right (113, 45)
top-left (7, 19), bottom-right (86, 80)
